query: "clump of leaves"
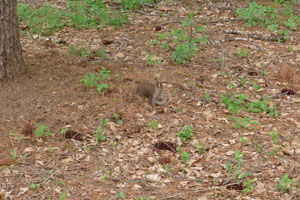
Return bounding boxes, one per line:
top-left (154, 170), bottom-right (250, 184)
top-left (275, 173), bottom-right (292, 193)
top-left (176, 125), bottom-right (193, 141)
top-left (10, 149), bottom-right (17, 160)
top-left (221, 93), bottom-right (279, 117)
top-left (225, 150), bottom-right (254, 193)
top-left (80, 66), bottom-right (110, 93)
top-left (148, 121), bottom-right (159, 129)
top-left (34, 123), bottom-right (53, 137)
top-left (94, 118), bottom-right (108, 141)
top-left (153, 13), bottom-right (207, 64)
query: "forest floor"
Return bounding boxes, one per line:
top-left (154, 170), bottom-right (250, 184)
top-left (1, 0), bottom-right (300, 199)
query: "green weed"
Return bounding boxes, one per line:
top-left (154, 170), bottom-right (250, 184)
top-left (116, 190), bottom-right (125, 200)
top-left (34, 123), bottom-right (53, 137)
top-left (10, 149), bottom-right (17, 160)
top-left (154, 13), bottom-right (207, 64)
top-left (181, 151), bottom-right (189, 163)
top-left (80, 67), bottom-right (110, 93)
top-left (225, 150), bottom-right (253, 191)
top-left (275, 173), bottom-right (292, 193)
top-left (94, 118), bottom-right (108, 141)
top-left (59, 192), bottom-right (67, 200)
top-left (237, 48), bottom-right (248, 58)
top-left (148, 121), bottom-right (159, 129)
top-left (176, 125), bottom-right (193, 141)
top-left (29, 183), bottom-right (40, 190)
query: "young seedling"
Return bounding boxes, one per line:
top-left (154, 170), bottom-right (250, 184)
top-left (194, 142), bottom-right (204, 155)
top-left (275, 173), bottom-right (293, 193)
top-left (29, 183), bottom-right (40, 190)
top-left (10, 149), bottom-right (17, 160)
top-left (237, 48), bottom-right (248, 58)
top-left (162, 164), bottom-right (170, 173)
top-left (94, 118), bottom-right (108, 141)
top-left (59, 192), bottom-right (67, 200)
top-left (176, 125), bottom-right (193, 141)
top-left (225, 150), bottom-right (253, 187)
top-left (181, 151), bottom-right (189, 163)
top-left (80, 67), bottom-right (110, 93)
top-left (116, 190), bottom-right (125, 200)
top-left (34, 123), bottom-right (53, 137)
top-left (148, 121), bottom-right (159, 129)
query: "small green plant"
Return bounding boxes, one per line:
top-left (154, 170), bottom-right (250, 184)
top-left (237, 48), bottom-right (248, 58)
top-left (230, 116), bottom-right (258, 129)
top-left (204, 92), bottom-right (210, 102)
top-left (116, 190), bottom-right (125, 200)
top-left (154, 13), bottom-right (207, 64)
top-left (181, 151), bottom-right (189, 163)
top-left (9, 132), bottom-right (15, 137)
top-left (29, 183), bottom-right (40, 190)
top-left (221, 93), bottom-right (247, 115)
top-left (225, 150), bottom-right (253, 187)
top-left (59, 192), bottom-right (67, 200)
top-left (94, 118), bottom-right (108, 141)
top-left (176, 125), bottom-right (193, 141)
top-left (146, 54), bottom-right (162, 65)
top-left (194, 142), bottom-right (204, 155)
top-left (240, 137), bottom-right (248, 145)
top-left (10, 149), bottom-right (17, 160)
top-left (243, 179), bottom-right (255, 194)
top-left (113, 113), bottom-right (123, 125)
top-left (252, 83), bottom-right (261, 90)
top-left (115, 73), bottom-right (120, 80)
top-left (254, 143), bottom-right (263, 152)
top-left (287, 46), bottom-right (293, 52)
top-left (270, 130), bottom-right (279, 144)
top-left (162, 164), bottom-right (170, 173)
top-left (34, 123), bottom-right (53, 137)
top-left (275, 173), bottom-right (292, 193)
top-left (265, 130), bottom-right (280, 155)
top-left (80, 66), bottom-right (110, 93)
top-left (60, 128), bottom-right (67, 135)
top-left (148, 121), bottom-right (159, 129)
top-left (137, 197), bottom-right (150, 200)
top-left (56, 179), bottom-right (64, 186)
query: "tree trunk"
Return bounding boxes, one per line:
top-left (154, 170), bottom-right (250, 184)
top-left (0, 0), bottom-right (25, 80)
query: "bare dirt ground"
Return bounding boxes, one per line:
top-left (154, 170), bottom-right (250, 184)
top-left (1, 0), bottom-right (300, 199)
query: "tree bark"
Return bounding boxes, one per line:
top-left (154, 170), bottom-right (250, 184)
top-left (0, 0), bottom-right (25, 80)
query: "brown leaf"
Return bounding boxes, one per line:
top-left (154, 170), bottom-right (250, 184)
top-left (0, 157), bottom-right (15, 166)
